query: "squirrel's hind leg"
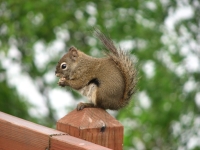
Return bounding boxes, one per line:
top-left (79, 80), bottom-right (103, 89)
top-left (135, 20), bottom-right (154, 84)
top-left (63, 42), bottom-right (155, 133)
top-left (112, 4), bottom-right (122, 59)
top-left (77, 102), bottom-right (98, 111)
top-left (77, 83), bottom-right (98, 111)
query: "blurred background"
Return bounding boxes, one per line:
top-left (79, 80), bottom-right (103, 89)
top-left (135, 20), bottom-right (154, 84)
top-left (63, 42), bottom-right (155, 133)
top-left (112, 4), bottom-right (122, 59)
top-left (0, 0), bottom-right (200, 149)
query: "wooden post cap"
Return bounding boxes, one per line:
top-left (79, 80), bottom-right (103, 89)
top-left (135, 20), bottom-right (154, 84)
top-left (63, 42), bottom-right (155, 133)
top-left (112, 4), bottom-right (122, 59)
top-left (56, 108), bottom-right (123, 150)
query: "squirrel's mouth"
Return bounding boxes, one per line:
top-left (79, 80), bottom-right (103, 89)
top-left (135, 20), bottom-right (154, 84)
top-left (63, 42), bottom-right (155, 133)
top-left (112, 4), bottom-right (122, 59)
top-left (55, 73), bottom-right (61, 78)
top-left (55, 73), bottom-right (68, 80)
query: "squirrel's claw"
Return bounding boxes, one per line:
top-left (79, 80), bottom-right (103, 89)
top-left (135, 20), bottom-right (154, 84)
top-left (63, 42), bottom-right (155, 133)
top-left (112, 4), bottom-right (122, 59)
top-left (76, 102), bottom-right (96, 111)
top-left (77, 102), bottom-right (85, 111)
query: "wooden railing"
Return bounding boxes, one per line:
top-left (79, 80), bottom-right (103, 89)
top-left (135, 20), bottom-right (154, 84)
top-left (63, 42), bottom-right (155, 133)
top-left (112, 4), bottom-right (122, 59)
top-left (0, 108), bottom-right (123, 150)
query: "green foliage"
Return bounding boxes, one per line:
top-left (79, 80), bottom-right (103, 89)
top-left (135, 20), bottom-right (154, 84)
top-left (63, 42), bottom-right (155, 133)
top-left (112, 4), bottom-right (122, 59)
top-left (0, 79), bottom-right (30, 119)
top-left (0, 0), bottom-right (199, 149)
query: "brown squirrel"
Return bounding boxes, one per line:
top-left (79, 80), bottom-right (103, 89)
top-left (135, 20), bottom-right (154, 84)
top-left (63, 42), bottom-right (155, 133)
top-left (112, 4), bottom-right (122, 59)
top-left (55, 29), bottom-right (137, 111)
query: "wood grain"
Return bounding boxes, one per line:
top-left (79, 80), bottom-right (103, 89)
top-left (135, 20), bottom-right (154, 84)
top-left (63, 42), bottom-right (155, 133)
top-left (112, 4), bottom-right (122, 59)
top-left (0, 111), bottom-right (111, 150)
top-left (57, 108), bottom-right (124, 150)
top-left (50, 135), bottom-right (111, 150)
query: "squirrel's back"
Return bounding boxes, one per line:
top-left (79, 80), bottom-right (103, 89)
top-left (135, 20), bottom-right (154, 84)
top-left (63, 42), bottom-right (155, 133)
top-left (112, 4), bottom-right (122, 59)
top-left (56, 29), bottom-right (137, 111)
top-left (94, 29), bottom-right (137, 109)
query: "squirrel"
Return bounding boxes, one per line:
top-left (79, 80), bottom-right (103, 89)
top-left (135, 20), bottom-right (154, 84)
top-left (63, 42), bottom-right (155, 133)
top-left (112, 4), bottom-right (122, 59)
top-left (55, 29), bottom-right (137, 111)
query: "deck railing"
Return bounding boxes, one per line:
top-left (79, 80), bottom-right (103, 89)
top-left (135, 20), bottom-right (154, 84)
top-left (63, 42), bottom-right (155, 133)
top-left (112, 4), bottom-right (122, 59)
top-left (0, 108), bottom-right (123, 150)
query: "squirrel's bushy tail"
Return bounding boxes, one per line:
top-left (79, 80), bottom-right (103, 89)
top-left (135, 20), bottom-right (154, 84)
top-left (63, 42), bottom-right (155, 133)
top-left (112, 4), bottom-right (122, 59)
top-left (94, 29), bottom-right (137, 109)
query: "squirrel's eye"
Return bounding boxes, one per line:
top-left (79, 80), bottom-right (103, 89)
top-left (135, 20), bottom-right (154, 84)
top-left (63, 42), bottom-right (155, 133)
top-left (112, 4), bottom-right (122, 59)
top-left (60, 62), bottom-right (67, 70)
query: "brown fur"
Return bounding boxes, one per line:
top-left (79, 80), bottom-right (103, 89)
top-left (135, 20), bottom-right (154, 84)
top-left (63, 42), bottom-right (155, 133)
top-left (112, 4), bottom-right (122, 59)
top-left (55, 30), bottom-right (137, 110)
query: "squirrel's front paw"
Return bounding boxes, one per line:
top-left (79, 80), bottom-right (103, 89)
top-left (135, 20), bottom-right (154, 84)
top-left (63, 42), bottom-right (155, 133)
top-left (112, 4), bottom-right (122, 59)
top-left (58, 78), bottom-right (66, 87)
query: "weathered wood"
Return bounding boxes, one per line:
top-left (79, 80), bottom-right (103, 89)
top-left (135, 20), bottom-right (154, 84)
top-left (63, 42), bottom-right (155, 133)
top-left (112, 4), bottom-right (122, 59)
top-left (0, 111), bottom-right (111, 150)
top-left (57, 108), bottom-right (124, 150)
top-left (51, 135), bottom-right (111, 150)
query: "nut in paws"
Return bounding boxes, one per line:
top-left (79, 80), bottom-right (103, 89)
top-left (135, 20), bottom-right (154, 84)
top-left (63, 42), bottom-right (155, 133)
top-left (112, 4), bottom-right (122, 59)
top-left (58, 78), bottom-right (66, 87)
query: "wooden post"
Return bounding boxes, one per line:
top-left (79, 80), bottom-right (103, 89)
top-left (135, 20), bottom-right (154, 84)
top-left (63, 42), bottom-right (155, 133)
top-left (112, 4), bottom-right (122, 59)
top-left (56, 108), bottom-right (124, 150)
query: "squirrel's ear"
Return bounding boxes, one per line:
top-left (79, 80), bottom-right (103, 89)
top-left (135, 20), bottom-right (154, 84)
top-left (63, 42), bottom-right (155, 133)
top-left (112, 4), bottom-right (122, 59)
top-left (70, 49), bottom-right (79, 61)
top-left (69, 46), bottom-right (77, 52)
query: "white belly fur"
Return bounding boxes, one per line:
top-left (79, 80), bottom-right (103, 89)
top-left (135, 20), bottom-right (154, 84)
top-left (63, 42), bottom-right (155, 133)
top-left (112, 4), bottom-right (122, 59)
top-left (77, 84), bottom-right (97, 105)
